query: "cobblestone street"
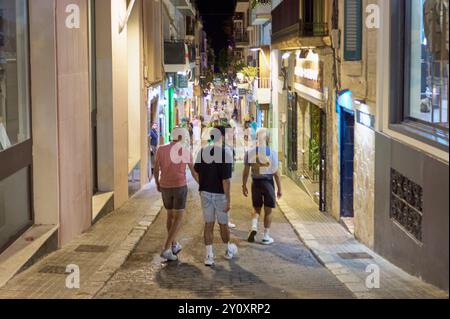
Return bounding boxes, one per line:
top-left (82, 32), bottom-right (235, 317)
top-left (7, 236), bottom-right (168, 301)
top-left (96, 171), bottom-right (354, 299)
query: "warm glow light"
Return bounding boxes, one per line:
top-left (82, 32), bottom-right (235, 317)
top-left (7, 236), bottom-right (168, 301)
top-left (306, 50), bottom-right (319, 62)
top-left (282, 52), bottom-right (291, 60)
top-left (237, 72), bottom-right (245, 83)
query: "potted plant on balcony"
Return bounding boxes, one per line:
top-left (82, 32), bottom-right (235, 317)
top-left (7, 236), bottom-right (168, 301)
top-left (251, 0), bottom-right (271, 9)
top-left (239, 66), bottom-right (259, 85)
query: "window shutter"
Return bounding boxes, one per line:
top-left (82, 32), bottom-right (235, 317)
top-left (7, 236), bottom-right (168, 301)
top-left (344, 0), bottom-right (362, 61)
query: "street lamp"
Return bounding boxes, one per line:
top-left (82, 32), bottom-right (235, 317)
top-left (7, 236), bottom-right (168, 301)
top-left (249, 47), bottom-right (270, 69)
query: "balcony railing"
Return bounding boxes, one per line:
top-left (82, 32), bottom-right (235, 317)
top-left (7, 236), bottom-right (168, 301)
top-left (257, 78), bottom-right (271, 89)
top-left (272, 0), bottom-right (329, 42)
top-left (272, 0), bottom-right (299, 36)
top-left (234, 32), bottom-right (249, 44)
top-left (299, 22), bottom-right (329, 37)
top-left (251, 0), bottom-right (272, 25)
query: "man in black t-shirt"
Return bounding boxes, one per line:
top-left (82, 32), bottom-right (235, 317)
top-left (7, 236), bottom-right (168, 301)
top-left (195, 126), bottom-right (238, 267)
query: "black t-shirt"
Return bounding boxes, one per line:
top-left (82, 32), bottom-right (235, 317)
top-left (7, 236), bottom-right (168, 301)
top-left (194, 145), bottom-right (233, 194)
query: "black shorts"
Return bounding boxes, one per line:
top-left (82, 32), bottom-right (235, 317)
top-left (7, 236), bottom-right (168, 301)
top-left (161, 186), bottom-right (188, 210)
top-left (252, 179), bottom-right (276, 209)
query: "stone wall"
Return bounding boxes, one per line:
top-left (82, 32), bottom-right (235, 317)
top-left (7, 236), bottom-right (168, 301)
top-left (353, 121), bottom-right (375, 247)
top-left (334, 0), bottom-right (380, 246)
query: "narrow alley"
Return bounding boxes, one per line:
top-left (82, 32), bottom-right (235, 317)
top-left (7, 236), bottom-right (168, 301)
top-left (0, 167), bottom-right (446, 299)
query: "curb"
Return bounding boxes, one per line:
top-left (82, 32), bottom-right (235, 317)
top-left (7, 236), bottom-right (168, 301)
top-left (75, 200), bottom-right (163, 299)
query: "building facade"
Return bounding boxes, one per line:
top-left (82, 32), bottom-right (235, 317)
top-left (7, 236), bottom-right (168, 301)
top-left (0, 0), bottom-right (165, 286)
top-left (270, 0), bottom-right (449, 291)
top-left (271, 0), bottom-right (333, 213)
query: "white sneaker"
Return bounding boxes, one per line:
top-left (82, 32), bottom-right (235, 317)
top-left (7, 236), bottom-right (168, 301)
top-left (261, 236), bottom-right (275, 245)
top-left (228, 222), bottom-right (237, 229)
top-left (161, 249), bottom-right (178, 261)
top-left (248, 229), bottom-right (258, 243)
top-left (172, 243), bottom-right (183, 255)
top-left (224, 244), bottom-right (238, 260)
top-left (205, 255), bottom-right (215, 267)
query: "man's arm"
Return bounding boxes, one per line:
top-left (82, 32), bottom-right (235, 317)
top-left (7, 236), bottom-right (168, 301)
top-left (242, 164), bottom-right (250, 197)
top-left (153, 152), bottom-right (161, 192)
top-left (188, 162), bottom-right (199, 184)
top-left (274, 169), bottom-right (282, 199)
top-left (222, 178), bottom-right (231, 213)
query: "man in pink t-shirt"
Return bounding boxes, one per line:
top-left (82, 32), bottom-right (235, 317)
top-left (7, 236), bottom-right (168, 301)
top-left (154, 132), bottom-right (198, 262)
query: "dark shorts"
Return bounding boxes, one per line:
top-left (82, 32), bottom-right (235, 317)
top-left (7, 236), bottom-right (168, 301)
top-left (161, 186), bottom-right (188, 210)
top-left (252, 178), bottom-right (276, 209)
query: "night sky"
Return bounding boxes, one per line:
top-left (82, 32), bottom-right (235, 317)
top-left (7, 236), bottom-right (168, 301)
top-left (196, 0), bottom-right (236, 54)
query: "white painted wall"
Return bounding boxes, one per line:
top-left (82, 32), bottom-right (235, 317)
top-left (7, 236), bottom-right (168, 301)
top-left (128, 5), bottom-right (141, 171)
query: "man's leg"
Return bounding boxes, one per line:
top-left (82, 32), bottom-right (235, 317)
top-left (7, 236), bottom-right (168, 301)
top-left (166, 210), bottom-right (174, 234)
top-left (248, 207), bottom-right (261, 243)
top-left (262, 206), bottom-right (273, 243)
top-left (164, 210), bottom-right (184, 251)
top-left (204, 222), bottom-right (215, 246)
top-left (249, 182), bottom-right (263, 242)
top-left (204, 222), bottom-right (215, 266)
top-left (219, 223), bottom-right (230, 244)
top-left (261, 181), bottom-right (276, 245)
top-left (202, 192), bottom-right (216, 266)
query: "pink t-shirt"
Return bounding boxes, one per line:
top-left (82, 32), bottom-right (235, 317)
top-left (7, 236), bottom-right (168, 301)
top-left (155, 142), bottom-right (192, 189)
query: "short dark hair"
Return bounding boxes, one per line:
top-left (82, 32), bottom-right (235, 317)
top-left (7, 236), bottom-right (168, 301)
top-left (215, 125), bottom-right (226, 137)
top-left (210, 125), bottom-right (226, 142)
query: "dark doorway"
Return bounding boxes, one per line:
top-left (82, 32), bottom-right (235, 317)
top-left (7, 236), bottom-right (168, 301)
top-left (287, 92), bottom-right (298, 171)
top-left (340, 108), bottom-right (354, 218)
top-left (319, 109), bottom-right (327, 212)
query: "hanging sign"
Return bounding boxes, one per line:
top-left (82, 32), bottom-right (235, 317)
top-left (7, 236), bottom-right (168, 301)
top-left (177, 74), bottom-right (188, 88)
top-left (294, 58), bottom-right (323, 92)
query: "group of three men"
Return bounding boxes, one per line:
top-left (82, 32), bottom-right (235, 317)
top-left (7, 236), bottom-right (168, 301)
top-left (153, 126), bottom-right (282, 266)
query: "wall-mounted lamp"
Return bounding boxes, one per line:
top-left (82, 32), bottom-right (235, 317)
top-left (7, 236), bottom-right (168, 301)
top-left (282, 52), bottom-right (291, 60)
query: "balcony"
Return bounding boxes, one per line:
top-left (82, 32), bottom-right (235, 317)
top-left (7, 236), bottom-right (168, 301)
top-left (169, 0), bottom-right (195, 16)
top-left (255, 78), bottom-right (271, 104)
top-left (235, 0), bottom-right (250, 13)
top-left (164, 41), bottom-right (195, 73)
top-left (185, 16), bottom-right (195, 37)
top-left (272, 0), bottom-right (329, 44)
top-left (250, 0), bottom-right (272, 26)
top-left (234, 32), bottom-right (249, 48)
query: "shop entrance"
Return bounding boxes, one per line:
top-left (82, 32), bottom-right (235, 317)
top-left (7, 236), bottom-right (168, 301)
top-left (147, 98), bottom-right (159, 181)
top-left (340, 108), bottom-right (355, 218)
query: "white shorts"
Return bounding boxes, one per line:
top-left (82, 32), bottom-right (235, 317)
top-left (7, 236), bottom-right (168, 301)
top-left (200, 192), bottom-right (229, 225)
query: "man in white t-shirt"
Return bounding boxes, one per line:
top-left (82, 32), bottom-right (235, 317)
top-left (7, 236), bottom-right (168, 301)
top-left (242, 128), bottom-right (283, 245)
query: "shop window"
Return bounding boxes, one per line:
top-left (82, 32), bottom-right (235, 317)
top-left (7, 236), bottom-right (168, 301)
top-left (0, 0), bottom-right (30, 152)
top-left (0, 0), bottom-right (32, 253)
top-left (405, 0), bottom-right (448, 134)
top-left (391, 0), bottom-right (449, 149)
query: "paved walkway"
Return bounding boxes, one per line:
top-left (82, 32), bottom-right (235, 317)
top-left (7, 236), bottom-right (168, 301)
top-left (0, 185), bottom-right (163, 299)
top-left (96, 173), bottom-right (354, 299)
top-left (278, 176), bottom-right (448, 299)
top-left (0, 166), bottom-right (447, 299)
